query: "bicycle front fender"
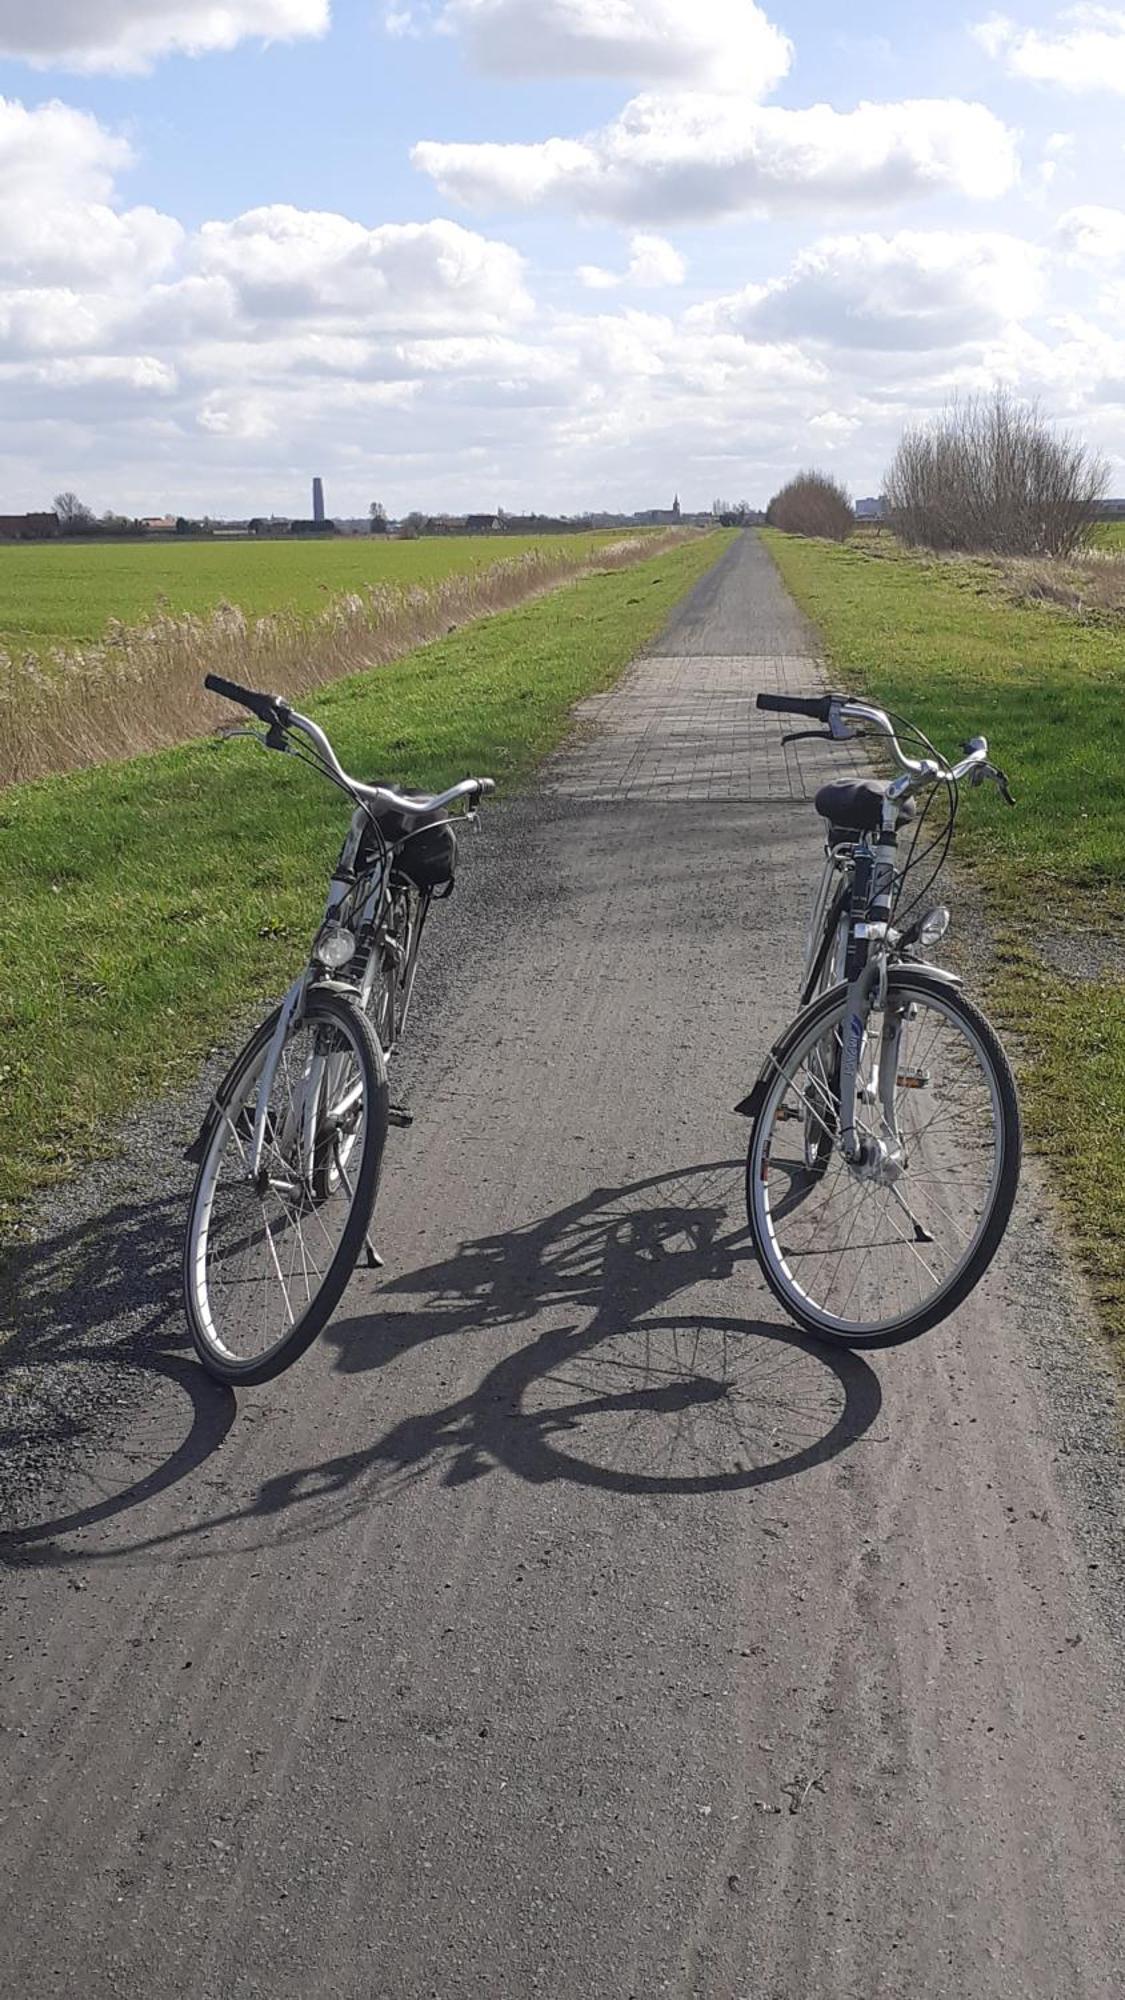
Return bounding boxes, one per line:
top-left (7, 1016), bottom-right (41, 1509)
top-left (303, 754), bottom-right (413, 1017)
top-left (731, 959), bottom-right (964, 1124)
top-left (182, 973), bottom-right (309, 1168)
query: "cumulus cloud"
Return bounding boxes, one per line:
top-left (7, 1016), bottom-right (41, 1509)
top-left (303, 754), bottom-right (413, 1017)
top-left (0, 96), bottom-right (183, 283)
top-left (577, 232), bottom-right (686, 289)
top-left (414, 93), bottom-right (1020, 225)
top-left (194, 208), bottom-right (531, 329)
top-left (1053, 203), bottom-right (1125, 262)
top-left (393, 0), bottom-right (791, 95)
top-left (695, 231), bottom-right (1045, 353)
top-left (975, 7), bottom-right (1125, 94)
top-left (0, 1), bottom-right (330, 74)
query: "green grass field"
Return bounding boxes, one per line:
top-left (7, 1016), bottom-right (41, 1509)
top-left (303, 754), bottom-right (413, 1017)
top-left (0, 531), bottom-right (732, 1222)
top-left (765, 528), bottom-right (1125, 1353)
top-left (1092, 521), bottom-right (1125, 551)
top-left (0, 531), bottom-right (635, 654)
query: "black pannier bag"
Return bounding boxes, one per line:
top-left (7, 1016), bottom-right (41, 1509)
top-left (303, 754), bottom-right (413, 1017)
top-left (361, 805), bottom-right (457, 891)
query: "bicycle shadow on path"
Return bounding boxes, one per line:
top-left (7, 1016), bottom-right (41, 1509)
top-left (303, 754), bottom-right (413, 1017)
top-left (319, 1159), bottom-right (882, 1501)
top-left (0, 1190), bottom-right (236, 1553)
top-left (0, 1163), bottom-right (882, 1566)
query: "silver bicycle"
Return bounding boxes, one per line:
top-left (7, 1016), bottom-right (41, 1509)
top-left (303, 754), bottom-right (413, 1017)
top-left (738, 689), bottom-right (1021, 1347)
top-left (183, 673), bottom-right (494, 1385)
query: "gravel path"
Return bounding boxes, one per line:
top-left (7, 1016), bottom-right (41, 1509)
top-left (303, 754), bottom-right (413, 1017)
top-left (1, 532), bottom-right (1122, 1999)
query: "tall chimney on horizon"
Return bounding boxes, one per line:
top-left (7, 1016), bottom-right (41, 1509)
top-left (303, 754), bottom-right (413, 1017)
top-left (312, 476), bottom-right (325, 524)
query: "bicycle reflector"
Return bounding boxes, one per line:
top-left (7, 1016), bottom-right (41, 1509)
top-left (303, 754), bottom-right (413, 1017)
top-left (312, 921), bottom-right (356, 970)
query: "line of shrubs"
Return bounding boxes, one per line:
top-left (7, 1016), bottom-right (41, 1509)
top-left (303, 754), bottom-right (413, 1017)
top-left (766, 391), bottom-right (1110, 559)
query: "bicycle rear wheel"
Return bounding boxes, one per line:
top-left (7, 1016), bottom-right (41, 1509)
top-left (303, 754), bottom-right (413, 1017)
top-left (746, 968), bottom-right (1021, 1346)
top-left (184, 989), bottom-right (388, 1384)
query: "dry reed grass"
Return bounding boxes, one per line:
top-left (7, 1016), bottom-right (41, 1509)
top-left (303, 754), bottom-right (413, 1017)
top-left (999, 546), bottom-right (1125, 624)
top-left (0, 532), bottom-right (693, 787)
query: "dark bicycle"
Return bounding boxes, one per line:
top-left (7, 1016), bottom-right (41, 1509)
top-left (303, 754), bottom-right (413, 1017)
top-left (738, 689), bottom-right (1021, 1347)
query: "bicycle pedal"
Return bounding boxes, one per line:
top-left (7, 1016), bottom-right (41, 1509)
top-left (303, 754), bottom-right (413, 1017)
top-left (388, 1104), bottom-right (414, 1128)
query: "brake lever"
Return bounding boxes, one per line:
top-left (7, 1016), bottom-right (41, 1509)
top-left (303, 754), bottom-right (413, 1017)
top-left (781, 729), bottom-right (833, 747)
top-left (969, 761), bottom-right (1016, 806)
top-left (214, 722), bottom-right (294, 755)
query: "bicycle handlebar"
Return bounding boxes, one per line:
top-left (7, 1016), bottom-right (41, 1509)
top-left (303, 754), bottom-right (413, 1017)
top-left (205, 676), bottom-right (495, 815)
top-left (755, 692), bottom-right (833, 722)
top-left (757, 686), bottom-right (994, 800)
top-left (205, 674), bottom-right (292, 728)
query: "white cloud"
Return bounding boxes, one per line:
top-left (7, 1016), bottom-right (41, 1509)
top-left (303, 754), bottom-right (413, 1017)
top-left (0, 1), bottom-right (329, 74)
top-left (0, 96), bottom-right (183, 282)
top-left (414, 93), bottom-right (1020, 225)
top-left (578, 231), bottom-right (685, 289)
top-left (1054, 203), bottom-right (1125, 262)
top-left (975, 7), bottom-right (1125, 94)
top-left (628, 233), bottom-right (686, 286)
top-left (696, 231), bottom-right (1045, 353)
top-left (194, 209), bottom-right (531, 329)
top-left (399, 0), bottom-right (791, 95)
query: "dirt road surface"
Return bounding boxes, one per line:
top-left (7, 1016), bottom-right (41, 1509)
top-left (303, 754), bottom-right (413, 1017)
top-left (2, 534), bottom-right (1123, 1998)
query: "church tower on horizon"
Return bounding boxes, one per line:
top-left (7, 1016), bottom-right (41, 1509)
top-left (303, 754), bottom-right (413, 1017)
top-left (672, 494), bottom-right (681, 518)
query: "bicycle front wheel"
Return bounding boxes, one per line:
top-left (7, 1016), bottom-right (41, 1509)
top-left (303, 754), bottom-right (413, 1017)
top-left (184, 989), bottom-right (389, 1384)
top-left (746, 968), bottom-right (1021, 1346)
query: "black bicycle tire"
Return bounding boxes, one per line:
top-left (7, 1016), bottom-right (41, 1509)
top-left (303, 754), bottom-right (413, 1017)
top-left (183, 989), bottom-right (389, 1386)
top-left (745, 967), bottom-right (1022, 1347)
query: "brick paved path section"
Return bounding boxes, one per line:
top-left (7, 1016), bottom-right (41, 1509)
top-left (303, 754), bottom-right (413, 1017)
top-left (544, 536), bottom-right (867, 803)
top-left (544, 652), bottom-right (869, 804)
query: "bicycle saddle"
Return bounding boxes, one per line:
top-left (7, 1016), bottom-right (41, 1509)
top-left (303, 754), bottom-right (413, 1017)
top-left (814, 779), bottom-right (916, 831)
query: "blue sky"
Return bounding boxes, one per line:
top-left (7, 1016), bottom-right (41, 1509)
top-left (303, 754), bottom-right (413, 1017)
top-left (1, 1), bottom-right (1124, 516)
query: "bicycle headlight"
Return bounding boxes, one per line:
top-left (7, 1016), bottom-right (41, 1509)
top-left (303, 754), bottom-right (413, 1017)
top-left (311, 921), bottom-right (356, 970)
top-left (917, 905), bottom-right (951, 948)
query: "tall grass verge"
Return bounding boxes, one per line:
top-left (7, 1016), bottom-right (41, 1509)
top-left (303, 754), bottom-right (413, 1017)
top-left (0, 532), bottom-right (692, 787)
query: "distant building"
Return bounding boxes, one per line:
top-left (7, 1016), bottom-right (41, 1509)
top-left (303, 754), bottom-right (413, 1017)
top-left (142, 515), bottom-right (177, 533)
top-left (465, 513), bottom-right (499, 532)
top-left (0, 511), bottom-right (59, 541)
top-left (855, 496), bottom-right (887, 521)
top-left (312, 477), bottom-right (325, 525)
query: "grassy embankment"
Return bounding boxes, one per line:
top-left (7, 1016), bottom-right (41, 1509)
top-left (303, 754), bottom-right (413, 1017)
top-left (0, 532), bottom-right (733, 1222)
top-left (765, 528), bottom-right (1125, 1355)
top-left (0, 531), bottom-right (631, 654)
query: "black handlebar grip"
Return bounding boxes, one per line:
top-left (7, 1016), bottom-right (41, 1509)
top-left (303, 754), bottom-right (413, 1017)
top-left (755, 692), bottom-right (832, 721)
top-left (204, 674), bottom-right (290, 726)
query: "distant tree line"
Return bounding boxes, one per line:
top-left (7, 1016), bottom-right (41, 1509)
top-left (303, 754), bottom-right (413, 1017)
top-left (762, 391), bottom-right (1110, 558)
top-left (53, 492), bottom-right (148, 539)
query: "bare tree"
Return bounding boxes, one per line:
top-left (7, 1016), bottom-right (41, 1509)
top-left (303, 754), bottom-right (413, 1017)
top-left (369, 500), bottom-right (388, 535)
top-left (766, 472), bottom-right (854, 541)
top-left (885, 390), bottom-right (1109, 557)
top-left (54, 491), bottom-right (96, 534)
